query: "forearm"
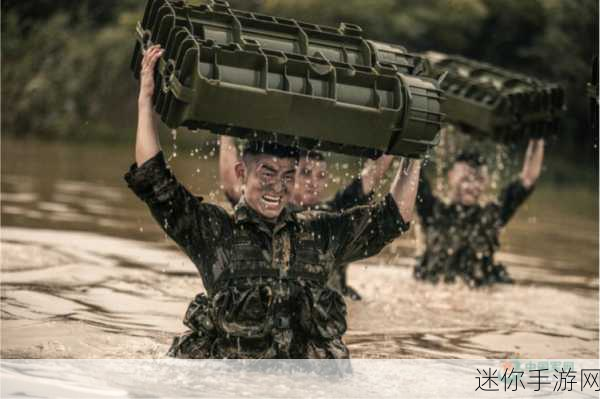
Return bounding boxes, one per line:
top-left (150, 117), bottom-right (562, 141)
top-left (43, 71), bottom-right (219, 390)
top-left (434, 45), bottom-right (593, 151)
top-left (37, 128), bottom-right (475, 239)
top-left (520, 139), bottom-right (544, 189)
top-left (135, 98), bottom-right (161, 167)
top-left (328, 193), bottom-right (410, 264)
top-left (389, 158), bottom-right (422, 223)
top-left (361, 154), bottom-right (394, 194)
top-left (135, 45), bottom-right (164, 167)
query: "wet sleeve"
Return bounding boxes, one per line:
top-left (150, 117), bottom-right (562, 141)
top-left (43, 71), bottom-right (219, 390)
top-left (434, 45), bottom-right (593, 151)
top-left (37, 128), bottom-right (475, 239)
top-left (416, 172), bottom-right (437, 224)
top-left (319, 193), bottom-right (409, 265)
top-left (498, 178), bottom-right (534, 226)
top-left (124, 151), bottom-right (229, 259)
top-left (323, 177), bottom-right (374, 211)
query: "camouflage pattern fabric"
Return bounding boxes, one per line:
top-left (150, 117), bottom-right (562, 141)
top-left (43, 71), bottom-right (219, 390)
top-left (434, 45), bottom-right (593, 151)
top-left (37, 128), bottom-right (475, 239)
top-left (414, 174), bottom-right (533, 287)
top-left (230, 176), bottom-right (374, 300)
top-left (124, 151), bottom-right (408, 358)
top-left (303, 177), bottom-right (373, 300)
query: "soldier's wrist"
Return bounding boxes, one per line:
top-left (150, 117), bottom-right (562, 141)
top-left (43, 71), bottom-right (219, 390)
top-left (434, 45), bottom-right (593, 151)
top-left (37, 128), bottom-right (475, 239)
top-left (138, 94), bottom-right (153, 107)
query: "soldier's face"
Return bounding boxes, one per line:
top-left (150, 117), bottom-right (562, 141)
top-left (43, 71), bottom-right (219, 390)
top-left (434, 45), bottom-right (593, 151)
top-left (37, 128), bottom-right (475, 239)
top-left (240, 155), bottom-right (296, 221)
top-left (448, 162), bottom-right (487, 205)
top-left (293, 158), bottom-right (328, 207)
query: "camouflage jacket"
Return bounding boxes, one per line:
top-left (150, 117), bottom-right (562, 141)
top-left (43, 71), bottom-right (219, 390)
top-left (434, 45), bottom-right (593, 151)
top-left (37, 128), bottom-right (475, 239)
top-left (227, 176), bottom-right (374, 293)
top-left (309, 177), bottom-right (374, 292)
top-left (414, 174), bottom-right (533, 286)
top-left (125, 151), bottom-right (408, 358)
top-left (308, 177), bottom-right (374, 212)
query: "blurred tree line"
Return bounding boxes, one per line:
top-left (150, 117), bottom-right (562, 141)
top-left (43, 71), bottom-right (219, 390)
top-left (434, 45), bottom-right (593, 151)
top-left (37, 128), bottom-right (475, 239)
top-left (2, 0), bottom-right (598, 163)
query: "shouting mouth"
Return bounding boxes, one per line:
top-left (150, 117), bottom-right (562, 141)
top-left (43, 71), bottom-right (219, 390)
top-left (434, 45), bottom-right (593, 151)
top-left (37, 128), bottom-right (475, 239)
top-left (261, 194), bottom-right (282, 208)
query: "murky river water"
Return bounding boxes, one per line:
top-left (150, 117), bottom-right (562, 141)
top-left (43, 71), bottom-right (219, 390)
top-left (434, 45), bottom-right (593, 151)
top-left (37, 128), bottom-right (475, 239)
top-left (1, 137), bottom-right (598, 359)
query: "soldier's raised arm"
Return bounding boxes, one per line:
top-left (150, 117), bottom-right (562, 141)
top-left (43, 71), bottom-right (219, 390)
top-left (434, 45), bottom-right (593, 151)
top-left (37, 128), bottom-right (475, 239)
top-left (519, 138), bottom-right (545, 189)
top-left (360, 154), bottom-right (395, 194)
top-left (125, 45), bottom-right (230, 285)
top-left (313, 158), bottom-right (421, 265)
top-left (389, 158), bottom-right (422, 223)
top-left (326, 155), bottom-right (395, 211)
top-left (135, 45), bottom-right (163, 166)
top-left (498, 138), bottom-right (544, 225)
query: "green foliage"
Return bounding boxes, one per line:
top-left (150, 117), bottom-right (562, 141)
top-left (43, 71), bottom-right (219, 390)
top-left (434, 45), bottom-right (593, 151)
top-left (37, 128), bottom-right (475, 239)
top-left (1, 2), bottom-right (142, 141)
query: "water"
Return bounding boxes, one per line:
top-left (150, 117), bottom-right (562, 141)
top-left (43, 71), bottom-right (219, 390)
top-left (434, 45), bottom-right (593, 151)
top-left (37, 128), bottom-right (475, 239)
top-left (4, 359), bottom-right (600, 398)
top-left (1, 137), bottom-right (598, 359)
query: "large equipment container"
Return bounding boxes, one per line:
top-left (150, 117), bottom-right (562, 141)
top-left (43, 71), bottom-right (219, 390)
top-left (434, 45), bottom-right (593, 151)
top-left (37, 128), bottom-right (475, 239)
top-left (131, 0), bottom-right (444, 158)
top-left (423, 51), bottom-right (565, 142)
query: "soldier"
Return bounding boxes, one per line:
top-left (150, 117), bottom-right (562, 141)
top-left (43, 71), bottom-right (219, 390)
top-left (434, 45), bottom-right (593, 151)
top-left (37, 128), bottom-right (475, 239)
top-left (219, 135), bottom-right (394, 301)
top-left (126, 45), bottom-right (422, 358)
top-left (414, 138), bottom-right (545, 287)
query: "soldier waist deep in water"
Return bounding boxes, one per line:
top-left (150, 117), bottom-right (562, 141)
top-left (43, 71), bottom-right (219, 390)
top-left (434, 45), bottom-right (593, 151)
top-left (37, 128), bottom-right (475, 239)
top-left (414, 140), bottom-right (545, 287)
top-left (219, 135), bottom-right (395, 301)
top-left (126, 44), bottom-right (422, 358)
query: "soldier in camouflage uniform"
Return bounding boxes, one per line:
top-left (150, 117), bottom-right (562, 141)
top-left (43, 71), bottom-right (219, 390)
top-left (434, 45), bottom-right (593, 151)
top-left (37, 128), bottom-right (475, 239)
top-left (127, 44), bottom-right (422, 358)
top-left (220, 136), bottom-right (394, 301)
top-left (414, 139), bottom-right (545, 287)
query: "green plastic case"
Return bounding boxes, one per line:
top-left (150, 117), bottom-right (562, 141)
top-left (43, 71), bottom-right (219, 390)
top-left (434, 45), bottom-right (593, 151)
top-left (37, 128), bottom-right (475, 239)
top-left (131, 0), bottom-right (444, 158)
top-left (423, 51), bottom-right (564, 142)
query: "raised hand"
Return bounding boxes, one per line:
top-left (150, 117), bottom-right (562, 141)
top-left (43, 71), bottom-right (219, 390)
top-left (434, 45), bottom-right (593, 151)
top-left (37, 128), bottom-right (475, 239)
top-left (361, 154), bottom-right (395, 194)
top-left (135, 45), bottom-right (164, 166)
top-left (138, 44), bottom-right (164, 104)
top-left (389, 158), bottom-right (422, 223)
top-left (520, 138), bottom-right (545, 189)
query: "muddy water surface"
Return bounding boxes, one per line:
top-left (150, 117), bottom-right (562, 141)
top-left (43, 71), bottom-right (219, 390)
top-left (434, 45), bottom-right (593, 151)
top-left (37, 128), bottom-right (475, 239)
top-left (1, 137), bottom-right (598, 358)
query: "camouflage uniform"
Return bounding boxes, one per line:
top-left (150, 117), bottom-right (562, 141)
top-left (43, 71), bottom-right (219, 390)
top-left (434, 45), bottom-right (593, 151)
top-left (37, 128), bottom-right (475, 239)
top-left (414, 174), bottom-right (533, 287)
top-left (253, 178), bottom-right (373, 300)
top-left (125, 152), bottom-right (408, 358)
top-left (310, 178), bottom-right (373, 299)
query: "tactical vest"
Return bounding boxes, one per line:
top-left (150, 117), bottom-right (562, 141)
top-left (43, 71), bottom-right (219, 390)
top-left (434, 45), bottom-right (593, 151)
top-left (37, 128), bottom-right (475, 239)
top-left (419, 202), bottom-right (501, 281)
top-left (211, 221), bottom-right (332, 291)
top-left (190, 219), bottom-right (345, 354)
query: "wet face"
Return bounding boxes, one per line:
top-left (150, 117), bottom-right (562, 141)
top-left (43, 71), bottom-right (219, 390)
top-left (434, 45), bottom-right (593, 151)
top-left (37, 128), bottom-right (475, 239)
top-left (448, 162), bottom-right (488, 206)
top-left (292, 157), bottom-right (328, 207)
top-left (236, 155), bottom-right (296, 221)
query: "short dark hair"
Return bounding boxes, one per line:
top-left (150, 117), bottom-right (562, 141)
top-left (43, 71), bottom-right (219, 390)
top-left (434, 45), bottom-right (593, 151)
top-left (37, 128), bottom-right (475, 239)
top-left (297, 149), bottom-right (325, 162)
top-left (454, 151), bottom-right (486, 169)
top-left (242, 140), bottom-right (300, 162)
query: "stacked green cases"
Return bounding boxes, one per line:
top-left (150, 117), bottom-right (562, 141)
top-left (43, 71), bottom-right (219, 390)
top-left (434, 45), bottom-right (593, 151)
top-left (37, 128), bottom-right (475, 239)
top-left (424, 51), bottom-right (565, 142)
top-left (130, 0), bottom-right (445, 158)
top-left (130, 0), bottom-right (565, 155)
